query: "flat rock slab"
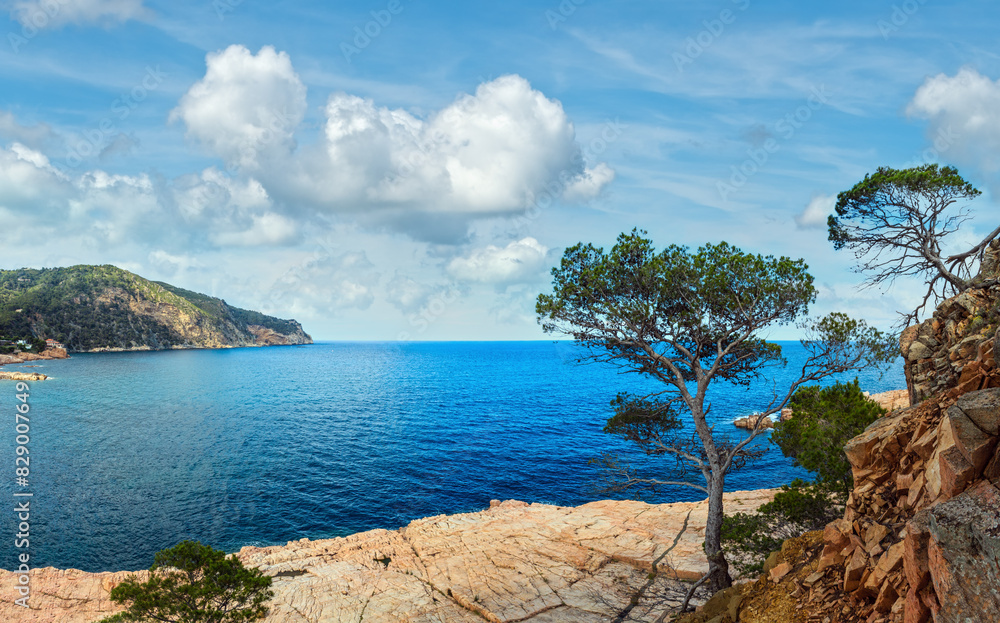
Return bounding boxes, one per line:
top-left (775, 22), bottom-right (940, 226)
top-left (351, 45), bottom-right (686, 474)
top-left (0, 491), bottom-right (775, 622)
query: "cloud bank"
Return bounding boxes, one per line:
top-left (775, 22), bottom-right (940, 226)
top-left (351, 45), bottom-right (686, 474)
top-left (171, 46), bottom-right (613, 240)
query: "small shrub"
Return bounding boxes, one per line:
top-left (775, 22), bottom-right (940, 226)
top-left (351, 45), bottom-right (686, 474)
top-left (723, 380), bottom-right (886, 575)
top-left (99, 540), bottom-right (273, 623)
top-left (722, 480), bottom-right (841, 576)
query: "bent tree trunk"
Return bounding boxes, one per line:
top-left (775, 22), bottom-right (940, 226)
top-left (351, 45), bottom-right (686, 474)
top-left (704, 474), bottom-right (732, 592)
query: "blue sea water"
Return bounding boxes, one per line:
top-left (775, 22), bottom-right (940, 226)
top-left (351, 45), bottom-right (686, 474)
top-left (0, 342), bottom-right (903, 572)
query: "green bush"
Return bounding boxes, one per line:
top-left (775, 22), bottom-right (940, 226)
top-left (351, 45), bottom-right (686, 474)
top-left (722, 380), bottom-right (887, 575)
top-left (99, 540), bottom-right (273, 623)
top-left (771, 378), bottom-right (886, 496)
top-left (722, 480), bottom-right (841, 575)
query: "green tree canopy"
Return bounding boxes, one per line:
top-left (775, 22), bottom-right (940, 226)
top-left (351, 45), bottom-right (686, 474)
top-left (100, 540), bottom-right (274, 623)
top-left (537, 229), bottom-right (894, 595)
top-left (828, 164), bottom-right (999, 324)
top-left (771, 379), bottom-right (887, 496)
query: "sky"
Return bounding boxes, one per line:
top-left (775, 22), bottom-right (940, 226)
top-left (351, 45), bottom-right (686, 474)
top-left (1, 0), bottom-right (1000, 341)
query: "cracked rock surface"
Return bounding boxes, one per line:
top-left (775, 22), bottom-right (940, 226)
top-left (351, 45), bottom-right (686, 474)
top-left (0, 491), bottom-right (775, 622)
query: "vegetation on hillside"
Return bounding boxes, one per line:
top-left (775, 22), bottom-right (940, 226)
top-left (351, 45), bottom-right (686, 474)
top-left (0, 265), bottom-right (309, 352)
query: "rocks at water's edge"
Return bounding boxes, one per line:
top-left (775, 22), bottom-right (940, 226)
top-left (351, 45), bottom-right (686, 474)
top-left (0, 349), bottom-right (67, 381)
top-left (0, 371), bottom-right (46, 381)
top-left (0, 491), bottom-right (776, 623)
top-left (733, 390), bottom-right (910, 430)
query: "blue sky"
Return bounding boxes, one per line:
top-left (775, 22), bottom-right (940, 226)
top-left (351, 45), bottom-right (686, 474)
top-left (2, 0), bottom-right (999, 340)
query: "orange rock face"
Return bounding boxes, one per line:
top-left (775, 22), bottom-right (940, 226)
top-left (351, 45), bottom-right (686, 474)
top-left (764, 386), bottom-right (1000, 623)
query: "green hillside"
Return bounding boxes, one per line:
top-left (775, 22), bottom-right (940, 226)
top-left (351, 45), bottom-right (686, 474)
top-left (0, 265), bottom-right (312, 352)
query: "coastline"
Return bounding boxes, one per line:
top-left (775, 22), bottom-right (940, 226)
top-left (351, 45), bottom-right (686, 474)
top-left (733, 388), bottom-right (910, 429)
top-left (84, 341), bottom-right (313, 353)
top-left (0, 490), bottom-right (777, 622)
top-left (0, 349), bottom-right (69, 381)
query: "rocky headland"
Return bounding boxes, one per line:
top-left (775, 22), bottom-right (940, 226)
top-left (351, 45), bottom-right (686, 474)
top-left (0, 266), bottom-right (312, 352)
top-left (0, 491), bottom-right (777, 622)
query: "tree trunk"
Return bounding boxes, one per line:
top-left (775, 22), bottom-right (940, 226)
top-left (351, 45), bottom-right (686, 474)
top-left (704, 474), bottom-right (732, 592)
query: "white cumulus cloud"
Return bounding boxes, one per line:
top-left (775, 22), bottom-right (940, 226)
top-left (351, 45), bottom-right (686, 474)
top-left (447, 237), bottom-right (550, 285)
top-left (561, 162), bottom-right (616, 202)
top-left (172, 51), bottom-right (614, 240)
top-left (170, 45), bottom-right (307, 171)
top-left (795, 194), bottom-right (835, 229)
top-left (0, 143), bottom-right (71, 212)
top-left (907, 68), bottom-right (1000, 175)
top-left (312, 75), bottom-right (600, 214)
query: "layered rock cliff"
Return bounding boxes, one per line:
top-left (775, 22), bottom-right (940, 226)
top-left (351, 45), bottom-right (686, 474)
top-left (900, 240), bottom-right (1000, 404)
top-left (702, 274), bottom-right (1000, 623)
top-left (0, 265), bottom-right (311, 352)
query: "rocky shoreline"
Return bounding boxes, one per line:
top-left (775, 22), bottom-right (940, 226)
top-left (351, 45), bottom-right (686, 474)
top-left (0, 491), bottom-right (777, 622)
top-left (0, 349), bottom-right (69, 381)
top-left (733, 389), bottom-right (910, 430)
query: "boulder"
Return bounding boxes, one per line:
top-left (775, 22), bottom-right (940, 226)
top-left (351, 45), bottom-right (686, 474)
top-left (925, 480), bottom-right (1000, 621)
top-left (947, 407), bottom-right (997, 473)
top-left (951, 387), bottom-right (1000, 436)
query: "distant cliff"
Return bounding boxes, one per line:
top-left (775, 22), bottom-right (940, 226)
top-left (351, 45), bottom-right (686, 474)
top-left (0, 265), bottom-right (312, 352)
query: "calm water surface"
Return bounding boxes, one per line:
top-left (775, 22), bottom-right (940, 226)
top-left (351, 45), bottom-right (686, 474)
top-left (0, 341), bottom-right (903, 571)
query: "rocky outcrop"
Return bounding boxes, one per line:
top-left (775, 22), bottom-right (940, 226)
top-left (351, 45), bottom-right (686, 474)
top-left (0, 371), bottom-right (46, 381)
top-left (867, 389), bottom-right (910, 412)
top-left (0, 491), bottom-right (776, 623)
top-left (723, 387), bottom-right (1000, 623)
top-left (734, 411), bottom-right (790, 430)
top-left (900, 287), bottom-right (1000, 404)
top-left (0, 349), bottom-right (66, 380)
top-left (247, 324), bottom-right (306, 346)
top-left (0, 349), bottom-right (69, 366)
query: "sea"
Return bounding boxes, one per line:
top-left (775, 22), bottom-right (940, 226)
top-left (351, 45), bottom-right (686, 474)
top-left (0, 341), bottom-right (904, 572)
